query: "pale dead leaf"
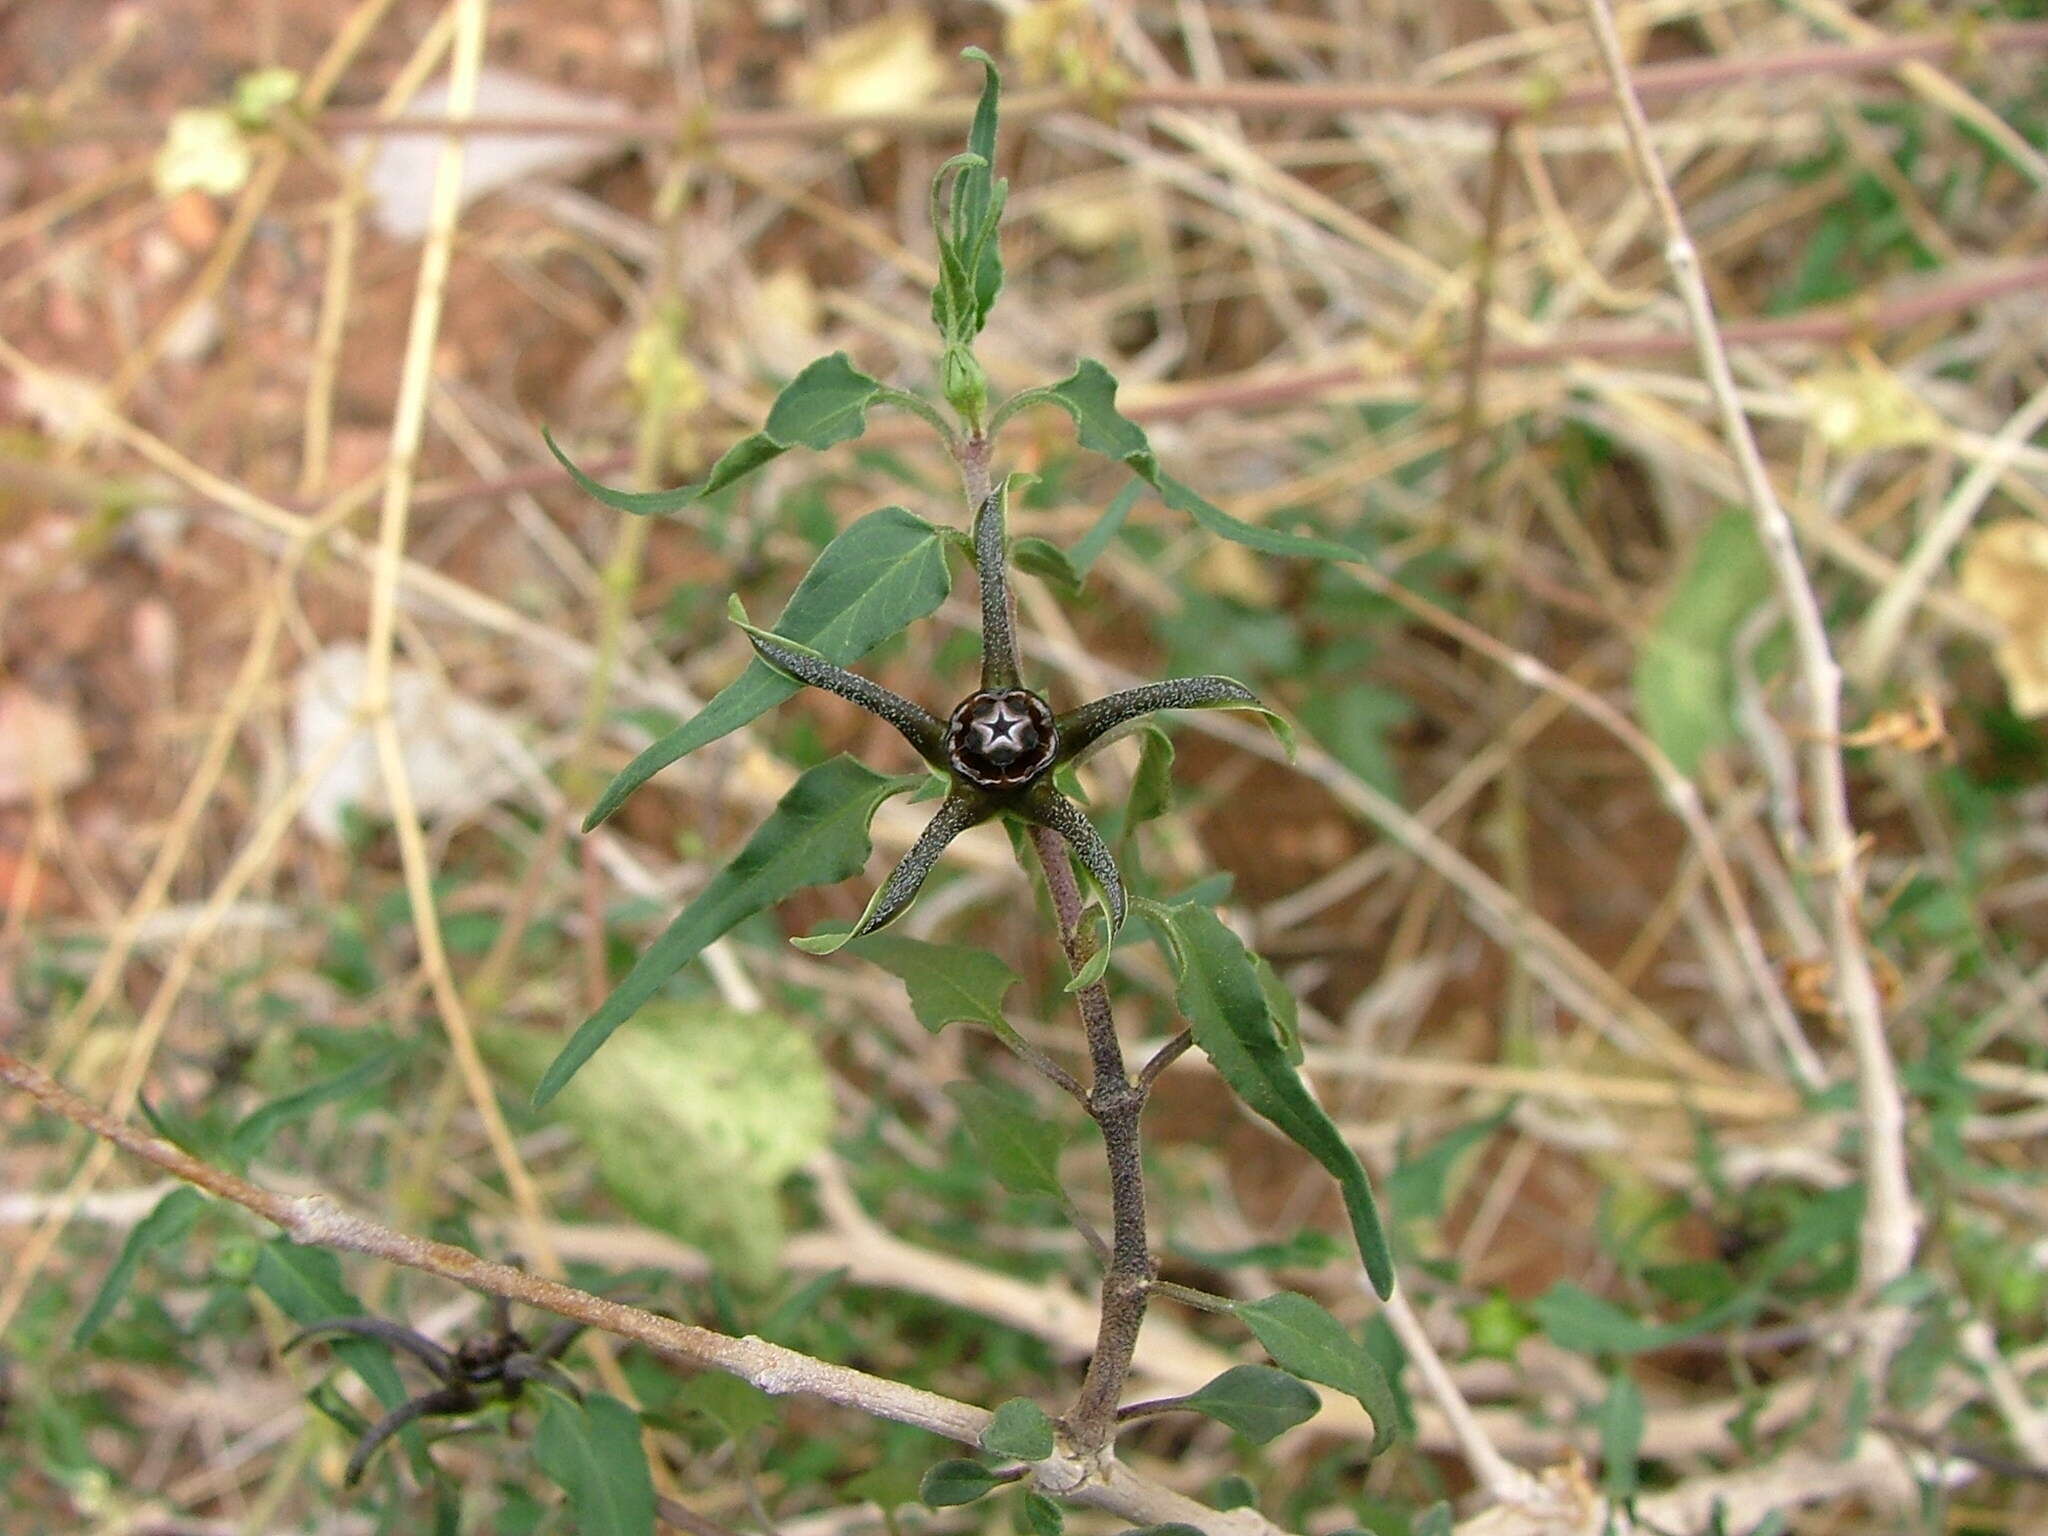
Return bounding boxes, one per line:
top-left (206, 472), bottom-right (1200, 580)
top-left (154, 109), bottom-right (253, 199)
top-left (1038, 191), bottom-right (1138, 252)
top-left (1959, 519), bottom-right (2048, 716)
top-left (0, 690), bottom-right (90, 804)
top-left (1799, 363), bottom-right (1940, 454)
top-left (789, 13), bottom-right (944, 117)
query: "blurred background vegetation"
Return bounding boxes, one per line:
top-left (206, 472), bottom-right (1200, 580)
top-left (3, 1), bottom-right (2047, 1532)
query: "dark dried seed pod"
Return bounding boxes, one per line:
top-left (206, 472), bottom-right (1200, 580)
top-left (947, 688), bottom-right (1058, 789)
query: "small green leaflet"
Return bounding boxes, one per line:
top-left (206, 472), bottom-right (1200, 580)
top-left (676, 1372), bottom-right (778, 1441)
top-left (544, 352), bottom-right (891, 516)
top-left (1011, 536), bottom-right (1082, 594)
top-left (1069, 479), bottom-right (1144, 578)
top-left (1126, 726), bottom-right (1175, 830)
top-left (226, 1049), bottom-right (399, 1165)
top-left (945, 1080), bottom-right (1068, 1199)
top-left (842, 932), bottom-right (1019, 1033)
top-left (1234, 1292), bottom-right (1400, 1454)
top-left (1146, 900), bottom-right (1394, 1297)
top-left (585, 506), bottom-right (949, 829)
top-left (1176, 1364), bottom-right (1320, 1444)
top-left (1024, 360), bottom-right (1360, 564)
top-left (73, 1186), bottom-right (207, 1347)
top-left (1633, 511), bottom-right (1775, 775)
top-left (537, 757), bottom-right (918, 1106)
top-left (533, 1392), bottom-right (657, 1536)
top-left (1019, 1489), bottom-right (1065, 1536)
top-left (980, 1397), bottom-right (1055, 1460)
top-left (1599, 1371), bottom-right (1645, 1501)
top-left (920, 1459), bottom-right (1002, 1508)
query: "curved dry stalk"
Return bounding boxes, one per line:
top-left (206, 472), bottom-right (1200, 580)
top-left (1577, 0), bottom-right (1920, 1328)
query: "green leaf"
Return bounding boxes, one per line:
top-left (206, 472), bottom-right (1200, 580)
top-left (1148, 900), bottom-right (1394, 1297)
top-left (1633, 512), bottom-right (1774, 774)
top-left (533, 1393), bottom-right (656, 1536)
top-left (1386, 1105), bottom-right (1512, 1226)
top-left (538, 757), bottom-right (915, 1105)
top-left (1233, 1292), bottom-right (1399, 1454)
top-left (1177, 1364), bottom-right (1320, 1444)
top-left (1123, 1526), bottom-right (1207, 1536)
top-left (226, 1050), bottom-right (399, 1164)
top-left (927, 49), bottom-right (1005, 342)
top-left (1012, 535), bottom-right (1082, 595)
top-left (544, 352), bottom-right (888, 516)
top-left (585, 506), bottom-right (949, 828)
top-left (676, 1372), bottom-right (779, 1441)
top-left (842, 932), bottom-right (1020, 1033)
top-left (1032, 361), bottom-right (1359, 563)
top-left (921, 1459), bottom-right (1002, 1508)
top-left (1599, 1371), bottom-right (1645, 1501)
top-left (1127, 727), bottom-right (1175, 829)
top-left (1250, 955), bottom-right (1302, 1065)
top-left (1527, 1284), bottom-right (1669, 1355)
top-left (981, 1397), bottom-right (1056, 1460)
top-left (251, 1241), bottom-right (420, 1466)
top-left (1069, 479), bottom-right (1144, 577)
top-left (73, 1187), bottom-right (207, 1347)
top-left (1018, 1489), bottom-right (1065, 1536)
top-left (945, 1080), bottom-right (1068, 1199)
top-left (1413, 1502), bottom-right (1455, 1536)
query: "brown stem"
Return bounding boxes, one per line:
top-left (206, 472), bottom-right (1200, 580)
top-left (1445, 119), bottom-right (1515, 513)
top-left (1027, 824), bottom-right (1152, 1451)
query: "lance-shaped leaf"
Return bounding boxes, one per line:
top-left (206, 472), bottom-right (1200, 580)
top-left (537, 757), bottom-right (917, 1105)
top-left (73, 1186), bottom-right (208, 1347)
top-left (1233, 1292), bottom-right (1400, 1453)
top-left (731, 600), bottom-right (947, 765)
top-left (1056, 675), bottom-right (1292, 762)
top-left (1012, 359), bottom-right (1361, 563)
top-left (545, 352), bottom-right (891, 516)
top-left (1171, 1364), bottom-right (1321, 1444)
top-left (928, 48), bottom-right (1006, 341)
top-left (585, 506), bottom-right (949, 829)
top-left (975, 485), bottom-right (1020, 688)
top-left (841, 932), bottom-right (1020, 1033)
top-left (1021, 782), bottom-right (1127, 933)
top-left (1148, 901), bottom-right (1394, 1299)
top-left (793, 791), bottom-right (991, 954)
top-left (533, 1392), bottom-right (658, 1536)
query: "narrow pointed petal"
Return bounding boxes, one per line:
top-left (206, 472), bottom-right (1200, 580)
top-left (286, 1318), bottom-right (455, 1379)
top-left (738, 618), bottom-right (947, 765)
top-left (1055, 675), bottom-right (1267, 763)
top-left (1023, 783), bottom-right (1127, 933)
top-left (975, 485), bottom-right (1020, 689)
top-left (851, 793), bottom-right (991, 942)
top-left (344, 1386), bottom-right (474, 1485)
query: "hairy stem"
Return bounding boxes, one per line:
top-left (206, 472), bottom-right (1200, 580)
top-left (1028, 823), bottom-right (1152, 1450)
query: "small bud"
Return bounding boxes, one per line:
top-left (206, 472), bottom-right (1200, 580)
top-left (940, 344), bottom-right (988, 429)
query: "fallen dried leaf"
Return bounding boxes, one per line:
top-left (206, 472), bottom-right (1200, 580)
top-left (1959, 519), bottom-right (2048, 717)
top-left (789, 13), bottom-right (944, 117)
top-left (0, 690), bottom-right (91, 804)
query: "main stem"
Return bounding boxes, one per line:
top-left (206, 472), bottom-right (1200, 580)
top-left (962, 422), bottom-right (1150, 1450)
top-left (1029, 823), bottom-right (1152, 1451)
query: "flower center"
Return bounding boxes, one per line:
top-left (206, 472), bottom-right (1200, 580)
top-left (947, 688), bottom-right (1057, 789)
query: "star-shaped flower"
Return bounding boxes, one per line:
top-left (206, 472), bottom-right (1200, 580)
top-left (732, 486), bottom-right (1280, 948)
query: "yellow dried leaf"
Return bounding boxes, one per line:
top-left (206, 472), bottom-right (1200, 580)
top-left (790, 13), bottom-right (944, 116)
top-left (1959, 519), bottom-right (2048, 717)
top-left (1008, 0), bottom-right (1132, 100)
top-left (1799, 363), bottom-right (1940, 453)
top-left (154, 109), bottom-right (253, 199)
top-left (1039, 190), bottom-right (1137, 252)
top-left (1192, 539), bottom-right (1281, 607)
